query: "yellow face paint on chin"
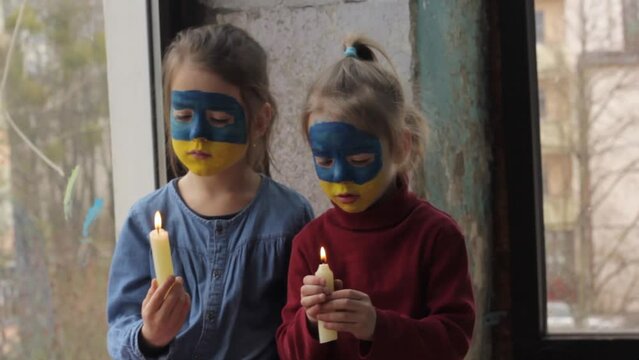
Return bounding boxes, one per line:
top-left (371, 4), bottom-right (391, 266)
top-left (172, 138), bottom-right (247, 176)
top-left (319, 171), bottom-right (389, 213)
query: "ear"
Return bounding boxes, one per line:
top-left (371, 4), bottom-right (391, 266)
top-left (252, 102), bottom-right (273, 140)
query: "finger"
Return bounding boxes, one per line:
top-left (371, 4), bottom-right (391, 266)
top-left (303, 275), bottom-right (326, 287)
top-left (334, 279), bottom-right (344, 290)
top-left (323, 322), bottom-right (357, 333)
top-left (166, 277), bottom-right (186, 302)
top-left (329, 289), bottom-right (368, 301)
top-left (317, 311), bottom-right (357, 324)
top-left (147, 276), bottom-right (176, 312)
top-left (306, 304), bottom-right (321, 319)
top-left (320, 298), bottom-right (364, 313)
top-left (168, 292), bottom-right (190, 326)
top-left (164, 276), bottom-right (183, 300)
top-left (301, 284), bottom-right (329, 297)
top-left (300, 293), bottom-right (327, 309)
top-left (142, 279), bottom-right (158, 308)
top-left (158, 282), bottom-right (184, 319)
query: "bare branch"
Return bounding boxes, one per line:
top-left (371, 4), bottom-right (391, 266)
top-left (617, 272), bottom-right (639, 312)
top-left (589, 71), bottom-right (638, 127)
top-left (589, 158), bottom-right (639, 212)
top-left (42, 72), bottom-right (99, 112)
top-left (593, 208), bottom-right (639, 278)
top-left (2, 110), bottom-right (65, 177)
top-left (589, 114), bottom-right (638, 151)
top-left (594, 257), bottom-right (627, 295)
top-left (591, 143), bottom-right (639, 159)
top-left (0, 0), bottom-right (27, 99)
top-left (590, 157), bottom-right (639, 199)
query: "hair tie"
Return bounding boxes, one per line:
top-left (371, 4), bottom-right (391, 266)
top-left (344, 46), bottom-right (358, 59)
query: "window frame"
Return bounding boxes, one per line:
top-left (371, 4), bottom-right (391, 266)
top-left (104, 0), bottom-right (205, 233)
top-left (103, 1), bottom-right (160, 233)
top-left (500, 1), bottom-right (639, 358)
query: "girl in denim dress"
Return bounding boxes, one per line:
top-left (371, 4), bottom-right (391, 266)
top-left (107, 24), bottom-right (313, 360)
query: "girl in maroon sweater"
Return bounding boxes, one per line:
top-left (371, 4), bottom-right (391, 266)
top-left (276, 35), bottom-right (475, 360)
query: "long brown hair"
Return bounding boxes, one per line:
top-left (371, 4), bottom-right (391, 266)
top-left (302, 34), bottom-right (427, 176)
top-left (163, 24), bottom-right (277, 176)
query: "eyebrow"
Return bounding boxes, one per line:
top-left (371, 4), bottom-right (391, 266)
top-left (171, 99), bottom-right (195, 108)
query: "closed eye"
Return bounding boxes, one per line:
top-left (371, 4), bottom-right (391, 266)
top-left (314, 156), bottom-right (334, 168)
top-left (347, 153), bottom-right (375, 167)
top-left (173, 108), bottom-right (193, 123)
top-left (207, 110), bottom-right (234, 127)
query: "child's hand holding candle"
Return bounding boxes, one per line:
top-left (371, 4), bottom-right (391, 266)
top-left (140, 275), bottom-right (191, 350)
top-left (300, 246), bottom-right (338, 343)
top-left (315, 247), bottom-right (338, 343)
top-left (311, 248), bottom-right (377, 342)
top-left (140, 211), bottom-right (190, 350)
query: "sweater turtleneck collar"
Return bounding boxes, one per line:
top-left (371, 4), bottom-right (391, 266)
top-left (326, 175), bottom-right (419, 231)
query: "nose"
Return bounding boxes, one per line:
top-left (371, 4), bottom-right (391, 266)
top-left (189, 111), bottom-right (208, 140)
top-left (332, 158), bottom-right (349, 183)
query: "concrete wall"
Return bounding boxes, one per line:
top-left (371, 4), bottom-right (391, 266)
top-left (203, 0), bottom-right (414, 214)
top-left (201, 0), bottom-right (492, 358)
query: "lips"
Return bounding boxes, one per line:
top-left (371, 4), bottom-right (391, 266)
top-left (187, 150), bottom-right (211, 159)
top-left (335, 193), bottom-right (359, 204)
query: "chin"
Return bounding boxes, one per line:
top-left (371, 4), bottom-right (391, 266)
top-left (335, 201), bottom-right (366, 213)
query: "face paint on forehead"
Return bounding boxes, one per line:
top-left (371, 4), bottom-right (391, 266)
top-left (309, 121), bottom-right (383, 185)
top-left (170, 90), bottom-right (247, 144)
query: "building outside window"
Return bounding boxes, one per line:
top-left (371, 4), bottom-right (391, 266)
top-left (535, 0), bottom-right (639, 333)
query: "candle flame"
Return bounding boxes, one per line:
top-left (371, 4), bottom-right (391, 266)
top-left (320, 246), bottom-right (327, 263)
top-left (154, 211), bottom-right (162, 231)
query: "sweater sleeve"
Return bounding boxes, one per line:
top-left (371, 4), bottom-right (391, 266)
top-left (365, 222), bottom-right (475, 360)
top-left (106, 207), bottom-right (170, 360)
top-left (276, 229), bottom-right (332, 360)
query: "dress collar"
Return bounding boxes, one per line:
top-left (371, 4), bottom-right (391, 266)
top-left (325, 176), bottom-right (419, 231)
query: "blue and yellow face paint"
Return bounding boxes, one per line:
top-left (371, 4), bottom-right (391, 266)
top-left (170, 90), bottom-right (248, 176)
top-left (309, 121), bottom-right (391, 213)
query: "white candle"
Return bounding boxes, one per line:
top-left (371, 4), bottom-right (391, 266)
top-left (149, 211), bottom-right (174, 286)
top-left (315, 246), bottom-right (337, 344)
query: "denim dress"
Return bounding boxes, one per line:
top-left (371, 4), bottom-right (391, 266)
top-left (107, 176), bottom-right (313, 359)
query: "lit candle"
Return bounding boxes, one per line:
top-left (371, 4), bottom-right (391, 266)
top-left (149, 211), bottom-right (174, 286)
top-left (315, 246), bottom-right (337, 344)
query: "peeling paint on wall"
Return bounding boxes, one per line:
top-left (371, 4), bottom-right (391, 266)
top-left (415, 0), bottom-right (492, 358)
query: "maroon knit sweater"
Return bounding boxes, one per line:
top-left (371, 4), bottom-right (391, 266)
top-left (276, 178), bottom-right (475, 360)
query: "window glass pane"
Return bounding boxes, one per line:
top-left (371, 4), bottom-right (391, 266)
top-left (536, 10), bottom-right (546, 43)
top-left (536, 0), bottom-right (639, 333)
top-left (1, 0), bottom-right (114, 357)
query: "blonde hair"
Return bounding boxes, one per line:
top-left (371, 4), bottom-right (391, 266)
top-left (163, 24), bottom-right (276, 177)
top-left (301, 34), bottom-right (427, 176)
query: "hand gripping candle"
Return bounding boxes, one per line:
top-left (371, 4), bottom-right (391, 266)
top-left (315, 246), bottom-right (337, 343)
top-left (149, 211), bottom-right (174, 286)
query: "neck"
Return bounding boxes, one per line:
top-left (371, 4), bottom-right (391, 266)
top-left (184, 161), bottom-right (258, 194)
top-left (178, 161), bottom-right (262, 216)
top-left (375, 177), bottom-right (400, 206)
